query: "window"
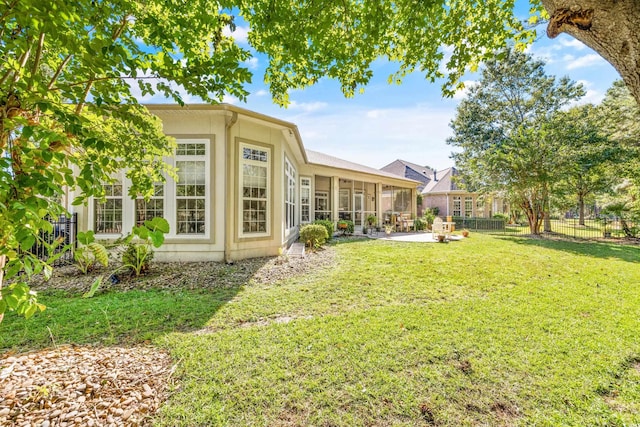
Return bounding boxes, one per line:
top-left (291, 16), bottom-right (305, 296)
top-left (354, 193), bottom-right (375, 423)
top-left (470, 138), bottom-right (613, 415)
top-left (465, 196), bottom-right (473, 218)
top-left (176, 142), bottom-right (207, 234)
top-left (241, 144), bottom-right (270, 235)
top-left (285, 157), bottom-right (297, 230)
top-left (453, 196), bottom-right (462, 217)
top-left (300, 177), bottom-right (311, 223)
top-left (95, 177), bottom-right (123, 233)
top-left (136, 184), bottom-right (164, 226)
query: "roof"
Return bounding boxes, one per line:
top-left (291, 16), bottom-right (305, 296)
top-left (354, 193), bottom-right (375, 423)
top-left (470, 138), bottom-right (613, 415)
top-left (421, 167), bottom-right (463, 194)
top-left (306, 150), bottom-right (419, 183)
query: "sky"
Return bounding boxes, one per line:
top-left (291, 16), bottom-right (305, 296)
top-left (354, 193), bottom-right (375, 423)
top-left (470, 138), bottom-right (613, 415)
top-left (142, 1), bottom-right (621, 172)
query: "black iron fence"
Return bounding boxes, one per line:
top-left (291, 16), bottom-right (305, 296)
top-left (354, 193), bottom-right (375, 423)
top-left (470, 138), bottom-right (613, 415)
top-left (30, 213), bottom-right (78, 266)
top-left (452, 216), bottom-right (638, 241)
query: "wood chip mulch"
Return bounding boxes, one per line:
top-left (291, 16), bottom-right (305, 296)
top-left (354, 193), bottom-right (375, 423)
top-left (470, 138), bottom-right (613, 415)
top-left (0, 345), bottom-right (173, 426)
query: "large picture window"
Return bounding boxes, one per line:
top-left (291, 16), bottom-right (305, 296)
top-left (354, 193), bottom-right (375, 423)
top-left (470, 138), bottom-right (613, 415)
top-left (285, 157), bottom-right (297, 230)
top-left (176, 141), bottom-right (207, 234)
top-left (241, 144), bottom-right (270, 236)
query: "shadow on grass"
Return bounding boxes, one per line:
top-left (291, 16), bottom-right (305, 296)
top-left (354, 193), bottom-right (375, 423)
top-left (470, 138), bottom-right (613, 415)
top-left (495, 235), bottom-right (640, 263)
top-left (0, 258), bottom-right (271, 353)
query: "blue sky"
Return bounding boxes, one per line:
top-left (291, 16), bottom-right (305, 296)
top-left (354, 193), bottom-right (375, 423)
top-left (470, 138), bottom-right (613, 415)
top-left (140, 2), bottom-right (620, 171)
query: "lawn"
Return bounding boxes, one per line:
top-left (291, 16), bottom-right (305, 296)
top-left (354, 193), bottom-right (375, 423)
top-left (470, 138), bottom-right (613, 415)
top-left (2, 234), bottom-right (640, 426)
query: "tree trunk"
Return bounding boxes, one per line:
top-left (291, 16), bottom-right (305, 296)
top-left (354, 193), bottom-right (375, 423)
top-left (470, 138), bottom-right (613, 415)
top-left (578, 194), bottom-right (585, 226)
top-left (542, 186), bottom-right (552, 233)
top-left (542, 0), bottom-right (640, 105)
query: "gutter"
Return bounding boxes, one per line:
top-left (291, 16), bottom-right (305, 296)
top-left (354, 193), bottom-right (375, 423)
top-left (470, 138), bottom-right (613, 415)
top-left (224, 111), bottom-right (238, 264)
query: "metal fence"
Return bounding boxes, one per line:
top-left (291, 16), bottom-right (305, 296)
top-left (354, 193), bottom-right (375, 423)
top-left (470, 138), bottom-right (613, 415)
top-left (452, 216), bottom-right (637, 241)
top-left (30, 213), bottom-right (78, 266)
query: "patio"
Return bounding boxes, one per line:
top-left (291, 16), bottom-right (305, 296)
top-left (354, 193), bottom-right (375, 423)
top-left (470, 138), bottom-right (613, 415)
top-left (371, 231), bottom-right (465, 243)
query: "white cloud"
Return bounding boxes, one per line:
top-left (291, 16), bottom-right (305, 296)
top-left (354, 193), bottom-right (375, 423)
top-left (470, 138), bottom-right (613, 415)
top-left (223, 25), bottom-right (249, 44)
top-left (288, 101), bottom-right (328, 113)
top-left (222, 94), bottom-right (240, 104)
top-left (244, 57), bottom-right (259, 69)
top-left (565, 54), bottom-right (607, 70)
top-left (279, 104), bottom-right (458, 170)
top-left (559, 38), bottom-right (587, 51)
top-left (253, 89), bottom-right (269, 97)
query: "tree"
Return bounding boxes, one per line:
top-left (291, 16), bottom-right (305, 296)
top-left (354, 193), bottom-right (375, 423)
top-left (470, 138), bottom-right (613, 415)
top-left (447, 48), bottom-right (584, 234)
top-left (0, 0), bottom-right (253, 321)
top-left (546, 105), bottom-right (618, 226)
top-left (596, 80), bottom-right (640, 226)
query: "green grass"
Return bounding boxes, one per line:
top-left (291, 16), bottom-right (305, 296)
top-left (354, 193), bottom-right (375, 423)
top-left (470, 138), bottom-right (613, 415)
top-left (2, 234), bottom-right (640, 426)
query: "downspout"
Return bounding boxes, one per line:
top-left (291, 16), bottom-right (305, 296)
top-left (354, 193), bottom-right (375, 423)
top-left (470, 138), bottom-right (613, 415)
top-left (224, 111), bottom-right (238, 264)
top-left (446, 192), bottom-right (450, 216)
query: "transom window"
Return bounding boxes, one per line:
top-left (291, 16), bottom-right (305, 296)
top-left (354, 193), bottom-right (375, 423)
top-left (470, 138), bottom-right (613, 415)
top-left (240, 143), bottom-right (270, 236)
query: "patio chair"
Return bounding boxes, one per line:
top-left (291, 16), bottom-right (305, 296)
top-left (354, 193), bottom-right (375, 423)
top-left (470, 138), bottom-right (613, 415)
top-left (432, 217), bottom-right (444, 239)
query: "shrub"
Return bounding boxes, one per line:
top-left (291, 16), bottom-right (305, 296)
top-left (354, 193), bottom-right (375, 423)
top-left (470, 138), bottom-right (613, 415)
top-left (313, 219), bottom-right (334, 239)
top-left (414, 217), bottom-right (426, 231)
top-left (300, 224), bottom-right (329, 249)
top-left (492, 213), bottom-right (509, 221)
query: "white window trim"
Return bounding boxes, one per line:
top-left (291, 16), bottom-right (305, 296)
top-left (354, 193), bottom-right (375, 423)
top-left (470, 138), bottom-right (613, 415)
top-left (238, 142), bottom-right (271, 238)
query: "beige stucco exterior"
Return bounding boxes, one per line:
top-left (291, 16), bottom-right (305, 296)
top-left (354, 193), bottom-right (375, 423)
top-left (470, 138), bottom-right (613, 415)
top-left (74, 104), bottom-right (418, 262)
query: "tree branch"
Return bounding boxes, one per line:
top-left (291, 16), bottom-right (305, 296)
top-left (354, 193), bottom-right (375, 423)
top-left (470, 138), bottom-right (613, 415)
top-left (47, 55), bottom-right (73, 90)
top-left (28, 32), bottom-right (46, 91)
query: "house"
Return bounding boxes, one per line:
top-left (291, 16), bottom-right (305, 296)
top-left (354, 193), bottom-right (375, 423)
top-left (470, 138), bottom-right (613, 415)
top-left (381, 161), bottom-right (505, 218)
top-left (73, 104), bottom-right (419, 262)
top-left (380, 160), bottom-right (435, 192)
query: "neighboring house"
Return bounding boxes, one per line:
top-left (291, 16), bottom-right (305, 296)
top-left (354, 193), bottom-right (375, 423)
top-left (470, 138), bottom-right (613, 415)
top-left (380, 159), bottom-right (435, 192)
top-left (421, 167), bottom-right (506, 218)
top-left (381, 161), bottom-right (506, 218)
top-left (72, 104), bottom-right (419, 262)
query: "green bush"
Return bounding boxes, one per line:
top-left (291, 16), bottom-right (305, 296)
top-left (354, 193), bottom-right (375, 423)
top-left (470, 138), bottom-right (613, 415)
top-left (414, 217), bottom-right (426, 231)
top-left (74, 231), bottom-right (109, 274)
top-left (300, 224), bottom-right (329, 249)
top-left (313, 219), bottom-right (334, 239)
top-left (493, 213), bottom-right (509, 221)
